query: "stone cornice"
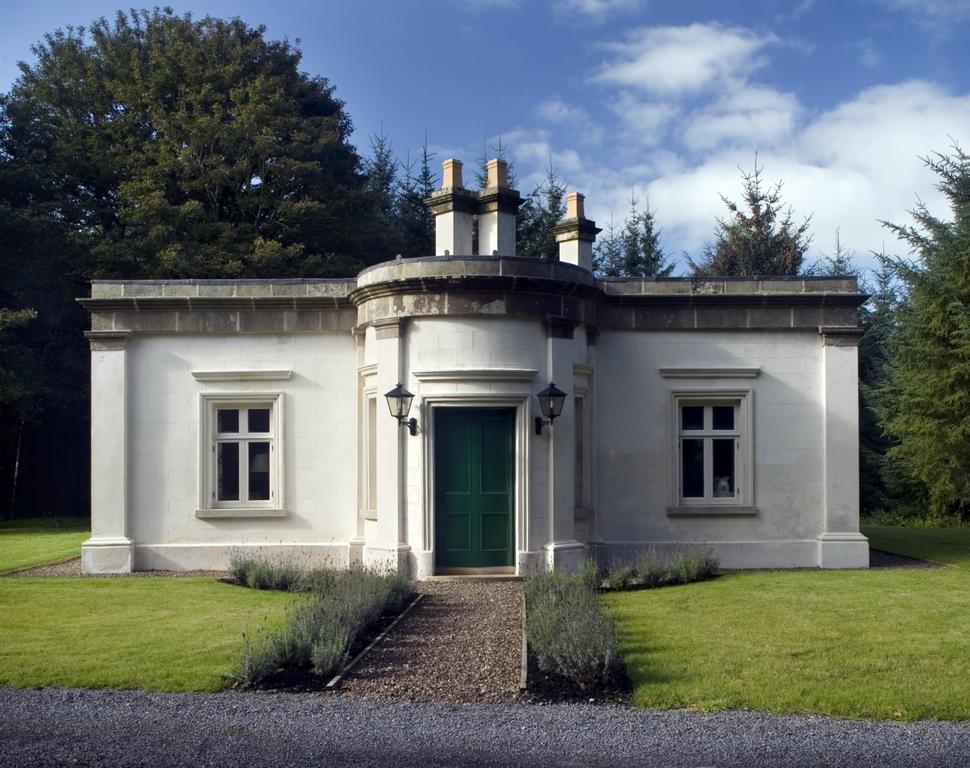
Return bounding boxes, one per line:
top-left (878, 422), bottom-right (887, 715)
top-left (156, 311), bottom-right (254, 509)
top-left (78, 296), bottom-right (352, 312)
top-left (348, 274), bottom-right (602, 306)
top-left (84, 330), bottom-right (131, 351)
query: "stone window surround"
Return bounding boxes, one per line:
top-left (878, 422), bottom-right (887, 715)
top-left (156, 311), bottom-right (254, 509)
top-left (196, 392), bottom-right (286, 519)
top-left (666, 388), bottom-right (757, 517)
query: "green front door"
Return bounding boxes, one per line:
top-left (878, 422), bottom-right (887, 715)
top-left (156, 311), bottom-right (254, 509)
top-left (434, 407), bottom-right (515, 570)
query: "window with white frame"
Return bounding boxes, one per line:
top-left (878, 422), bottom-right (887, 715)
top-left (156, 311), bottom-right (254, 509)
top-left (200, 395), bottom-right (282, 514)
top-left (673, 393), bottom-right (752, 508)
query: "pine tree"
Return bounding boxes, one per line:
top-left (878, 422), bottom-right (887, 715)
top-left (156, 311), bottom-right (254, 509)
top-left (691, 156), bottom-right (812, 276)
top-left (365, 126), bottom-right (398, 221)
top-left (516, 165), bottom-right (567, 259)
top-left (876, 146), bottom-right (970, 519)
top-left (474, 136), bottom-right (517, 189)
top-left (620, 194), bottom-right (675, 277)
top-left (396, 137), bottom-right (437, 257)
top-left (593, 212), bottom-right (623, 276)
top-left (808, 229), bottom-right (857, 276)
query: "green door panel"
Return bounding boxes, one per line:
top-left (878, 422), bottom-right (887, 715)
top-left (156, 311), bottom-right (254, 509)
top-left (434, 407), bottom-right (514, 569)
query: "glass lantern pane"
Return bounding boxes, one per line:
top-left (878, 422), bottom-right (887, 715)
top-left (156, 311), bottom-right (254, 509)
top-left (248, 408), bottom-right (270, 433)
top-left (712, 405), bottom-right (734, 431)
top-left (217, 409), bottom-right (239, 434)
top-left (712, 439), bottom-right (735, 498)
top-left (681, 406), bottom-right (704, 431)
top-left (681, 439), bottom-right (704, 498)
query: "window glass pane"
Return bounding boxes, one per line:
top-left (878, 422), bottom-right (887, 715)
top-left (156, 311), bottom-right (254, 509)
top-left (217, 442), bottom-right (240, 500)
top-left (712, 405), bottom-right (734, 431)
top-left (248, 408), bottom-right (270, 433)
top-left (681, 438), bottom-right (704, 498)
top-left (217, 409), bottom-right (239, 434)
top-left (248, 442), bottom-right (271, 501)
top-left (575, 397), bottom-right (585, 506)
top-left (712, 438), bottom-right (735, 498)
top-left (681, 405), bottom-right (704, 431)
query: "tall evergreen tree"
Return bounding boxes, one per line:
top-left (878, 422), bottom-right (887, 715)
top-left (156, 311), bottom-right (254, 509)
top-left (691, 157), bottom-right (812, 276)
top-left (516, 165), bottom-right (567, 259)
top-left (474, 136), bottom-right (516, 189)
top-left (593, 211), bottom-right (623, 276)
top-left (396, 137), bottom-right (437, 257)
top-left (365, 126), bottom-right (398, 221)
top-left (808, 229), bottom-right (857, 276)
top-left (876, 147), bottom-right (970, 519)
top-left (619, 194), bottom-right (675, 277)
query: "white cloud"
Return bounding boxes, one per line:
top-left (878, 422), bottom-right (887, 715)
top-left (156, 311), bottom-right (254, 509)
top-left (552, 0), bottom-right (641, 20)
top-left (681, 85), bottom-right (802, 151)
top-left (594, 23), bottom-right (778, 96)
top-left (536, 99), bottom-right (588, 123)
top-left (880, 0), bottom-right (970, 27)
top-left (639, 82), bottom-right (970, 268)
top-left (609, 93), bottom-right (679, 146)
top-left (856, 39), bottom-right (882, 68)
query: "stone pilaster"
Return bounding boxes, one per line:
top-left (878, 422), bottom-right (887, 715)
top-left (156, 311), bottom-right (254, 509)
top-left (365, 318), bottom-right (410, 573)
top-left (542, 321), bottom-right (585, 571)
top-left (82, 331), bottom-right (134, 574)
top-left (817, 326), bottom-right (869, 568)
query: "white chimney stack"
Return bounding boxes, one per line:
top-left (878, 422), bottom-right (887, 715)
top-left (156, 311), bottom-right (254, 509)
top-left (477, 158), bottom-right (521, 257)
top-left (554, 192), bottom-right (600, 271)
top-left (425, 159), bottom-right (476, 255)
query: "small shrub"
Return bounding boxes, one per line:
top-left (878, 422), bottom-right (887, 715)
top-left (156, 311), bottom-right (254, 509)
top-left (607, 563), bottom-right (637, 591)
top-left (601, 547), bottom-right (720, 592)
top-left (233, 562), bottom-right (412, 687)
top-left (576, 557), bottom-right (602, 590)
top-left (525, 570), bottom-right (623, 688)
top-left (227, 551), bottom-right (306, 592)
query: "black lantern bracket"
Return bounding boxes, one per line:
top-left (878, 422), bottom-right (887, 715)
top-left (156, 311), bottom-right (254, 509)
top-left (385, 383), bottom-right (418, 436)
top-left (535, 382), bottom-right (567, 435)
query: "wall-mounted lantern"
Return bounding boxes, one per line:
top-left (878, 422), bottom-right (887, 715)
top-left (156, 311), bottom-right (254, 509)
top-left (535, 382), bottom-right (567, 435)
top-left (385, 383), bottom-right (418, 436)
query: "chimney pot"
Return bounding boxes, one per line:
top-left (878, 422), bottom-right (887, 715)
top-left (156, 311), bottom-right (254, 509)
top-left (486, 158), bottom-right (508, 189)
top-left (566, 192), bottom-right (585, 220)
top-left (442, 159), bottom-right (464, 189)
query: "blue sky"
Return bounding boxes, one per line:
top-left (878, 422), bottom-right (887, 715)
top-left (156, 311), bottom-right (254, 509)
top-left (3, 0), bottom-right (970, 273)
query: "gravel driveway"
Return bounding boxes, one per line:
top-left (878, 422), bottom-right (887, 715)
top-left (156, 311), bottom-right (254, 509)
top-left (2, 687), bottom-right (970, 768)
top-left (340, 579), bottom-right (523, 703)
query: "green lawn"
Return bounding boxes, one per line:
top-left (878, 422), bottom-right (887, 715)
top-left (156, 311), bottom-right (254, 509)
top-left (0, 578), bottom-right (301, 691)
top-left (0, 517), bottom-right (89, 574)
top-left (863, 525), bottom-right (970, 569)
top-left (605, 527), bottom-right (970, 721)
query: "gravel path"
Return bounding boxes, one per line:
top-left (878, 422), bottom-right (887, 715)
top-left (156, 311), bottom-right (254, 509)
top-left (6, 557), bottom-right (229, 579)
top-left (2, 686), bottom-right (970, 768)
top-left (340, 580), bottom-right (523, 703)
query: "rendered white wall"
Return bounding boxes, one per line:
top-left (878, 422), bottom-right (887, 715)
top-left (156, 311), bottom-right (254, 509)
top-left (595, 329), bottom-right (832, 568)
top-left (125, 333), bottom-right (357, 569)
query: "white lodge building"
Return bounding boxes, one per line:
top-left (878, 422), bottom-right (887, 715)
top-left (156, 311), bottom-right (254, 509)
top-left (80, 158), bottom-right (869, 576)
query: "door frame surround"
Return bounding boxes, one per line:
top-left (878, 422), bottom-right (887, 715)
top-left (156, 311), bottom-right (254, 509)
top-left (418, 388), bottom-right (533, 576)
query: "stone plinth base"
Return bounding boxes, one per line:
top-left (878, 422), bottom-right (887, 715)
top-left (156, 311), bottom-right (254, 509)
top-left (817, 532), bottom-right (869, 569)
top-left (81, 537), bottom-right (134, 574)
